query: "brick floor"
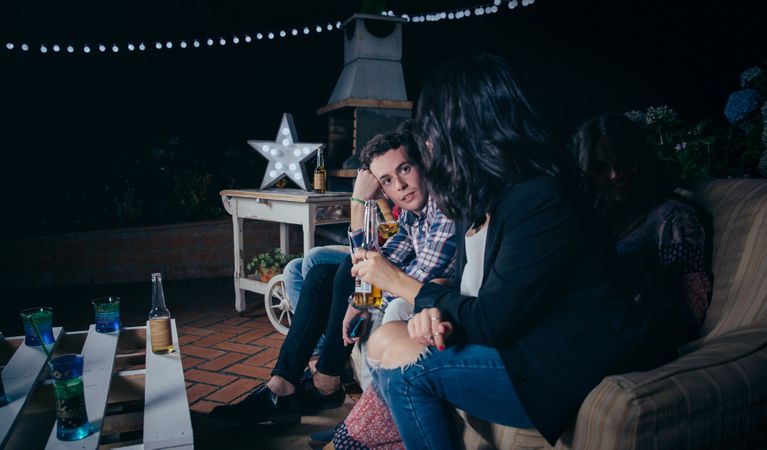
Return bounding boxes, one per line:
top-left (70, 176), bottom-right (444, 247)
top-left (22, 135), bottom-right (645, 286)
top-left (171, 293), bottom-right (362, 414)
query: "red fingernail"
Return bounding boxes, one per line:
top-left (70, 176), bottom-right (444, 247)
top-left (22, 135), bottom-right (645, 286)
top-left (438, 345), bottom-right (445, 351)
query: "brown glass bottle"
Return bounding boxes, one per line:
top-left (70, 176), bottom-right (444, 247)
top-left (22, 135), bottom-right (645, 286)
top-left (313, 147), bottom-right (326, 193)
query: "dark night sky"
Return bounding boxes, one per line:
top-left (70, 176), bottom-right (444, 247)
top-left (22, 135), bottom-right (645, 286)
top-left (1, 0), bottom-right (765, 235)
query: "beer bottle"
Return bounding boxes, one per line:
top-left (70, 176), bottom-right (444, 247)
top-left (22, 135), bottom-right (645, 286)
top-left (352, 200), bottom-right (384, 308)
top-left (149, 272), bottom-right (174, 354)
top-left (313, 147), bottom-right (327, 193)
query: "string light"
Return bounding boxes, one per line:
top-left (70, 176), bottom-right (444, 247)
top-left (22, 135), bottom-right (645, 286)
top-left (3, 1), bottom-right (537, 56)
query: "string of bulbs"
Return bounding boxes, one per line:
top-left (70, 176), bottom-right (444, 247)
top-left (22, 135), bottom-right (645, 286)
top-left (3, 0), bottom-right (536, 56)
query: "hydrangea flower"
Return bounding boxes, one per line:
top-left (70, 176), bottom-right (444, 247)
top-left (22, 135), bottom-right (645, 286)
top-left (645, 105), bottom-right (677, 125)
top-left (740, 66), bottom-right (765, 88)
top-left (724, 89), bottom-right (760, 123)
top-left (624, 110), bottom-right (645, 123)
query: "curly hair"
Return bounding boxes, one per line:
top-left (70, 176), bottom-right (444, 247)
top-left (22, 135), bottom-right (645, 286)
top-left (359, 120), bottom-right (420, 169)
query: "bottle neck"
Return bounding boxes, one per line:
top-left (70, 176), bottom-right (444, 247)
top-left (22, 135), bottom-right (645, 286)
top-left (363, 200), bottom-right (378, 248)
top-left (151, 278), bottom-right (168, 310)
top-left (316, 149), bottom-right (324, 168)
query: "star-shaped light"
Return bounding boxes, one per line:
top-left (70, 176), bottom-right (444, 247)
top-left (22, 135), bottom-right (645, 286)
top-left (248, 113), bottom-right (324, 190)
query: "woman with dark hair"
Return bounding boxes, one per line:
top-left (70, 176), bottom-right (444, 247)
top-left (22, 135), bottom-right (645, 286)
top-left (576, 113), bottom-right (712, 344)
top-left (350, 52), bottom-right (674, 448)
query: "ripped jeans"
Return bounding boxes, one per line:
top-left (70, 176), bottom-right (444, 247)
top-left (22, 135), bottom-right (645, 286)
top-left (371, 343), bottom-right (534, 450)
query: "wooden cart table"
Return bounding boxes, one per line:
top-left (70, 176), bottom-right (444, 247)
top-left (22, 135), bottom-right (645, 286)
top-left (220, 188), bottom-right (351, 313)
top-left (0, 320), bottom-right (192, 450)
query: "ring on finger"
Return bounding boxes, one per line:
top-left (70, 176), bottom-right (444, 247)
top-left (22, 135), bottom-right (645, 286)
top-left (430, 317), bottom-right (439, 322)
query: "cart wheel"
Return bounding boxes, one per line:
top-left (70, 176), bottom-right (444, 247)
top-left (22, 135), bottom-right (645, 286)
top-left (264, 274), bottom-right (292, 335)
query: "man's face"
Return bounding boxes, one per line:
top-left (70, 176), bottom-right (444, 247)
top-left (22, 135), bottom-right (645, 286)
top-left (368, 146), bottom-right (428, 212)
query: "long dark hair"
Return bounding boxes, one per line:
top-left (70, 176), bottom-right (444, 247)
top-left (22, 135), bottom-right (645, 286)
top-left (413, 52), bottom-right (562, 226)
top-left (575, 113), bottom-right (675, 222)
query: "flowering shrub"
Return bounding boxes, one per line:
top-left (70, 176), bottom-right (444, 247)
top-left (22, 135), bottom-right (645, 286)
top-left (724, 89), bottom-right (761, 124)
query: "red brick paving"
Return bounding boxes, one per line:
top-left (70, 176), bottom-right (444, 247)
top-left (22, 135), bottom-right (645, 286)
top-left (175, 297), bottom-right (360, 415)
top-left (176, 304), bottom-right (296, 412)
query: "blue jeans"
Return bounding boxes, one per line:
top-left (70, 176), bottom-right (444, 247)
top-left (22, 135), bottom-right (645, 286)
top-left (283, 245), bottom-right (348, 357)
top-left (284, 245), bottom-right (348, 311)
top-left (373, 343), bottom-right (534, 450)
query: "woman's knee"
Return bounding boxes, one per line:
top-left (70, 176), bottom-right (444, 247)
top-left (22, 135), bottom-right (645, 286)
top-left (367, 321), bottom-right (426, 369)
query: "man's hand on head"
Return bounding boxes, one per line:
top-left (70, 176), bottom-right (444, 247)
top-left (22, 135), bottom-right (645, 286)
top-left (352, 169), bottom-right (383, 201)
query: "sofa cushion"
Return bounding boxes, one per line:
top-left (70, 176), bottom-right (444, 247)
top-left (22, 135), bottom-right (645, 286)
top-left (687, 179), bottom-right (767, 342)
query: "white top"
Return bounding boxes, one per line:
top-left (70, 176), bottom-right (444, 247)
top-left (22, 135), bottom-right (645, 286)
top-left (460, 222), bottom-right (489, 297)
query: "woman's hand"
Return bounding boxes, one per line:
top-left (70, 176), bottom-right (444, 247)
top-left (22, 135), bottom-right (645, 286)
top-left (351, 249), bottom-right (402, 292)
top-left (342, 304), bottom-right (371, 346)
top-left (352, 169), bottom-right (382, 201)
top-left (407, 307), bottom-right (453, 350)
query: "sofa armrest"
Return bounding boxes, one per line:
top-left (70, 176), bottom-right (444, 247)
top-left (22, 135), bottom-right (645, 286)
top-left (566, 320), bottom-right (767, 450)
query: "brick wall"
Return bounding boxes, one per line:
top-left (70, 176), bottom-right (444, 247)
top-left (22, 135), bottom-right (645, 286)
top-left (0, 219), bottom-right (304, 288)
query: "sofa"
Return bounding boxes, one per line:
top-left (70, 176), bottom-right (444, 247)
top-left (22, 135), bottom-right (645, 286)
top-left (352, 178), bottom-right (767, 449)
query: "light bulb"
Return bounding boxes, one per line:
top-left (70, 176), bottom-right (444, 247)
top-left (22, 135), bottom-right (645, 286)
top-left (139, 43), bottom-right (146, 50)
top-left (302, 147), bottom-right (311, 155)
top-left (128, 43), bottom-right (135, 51)
top-left (155, 42), bottom-right (162, 49)
top-left (303, 27), bottom-right (309, 34)
top-left (281, 127), bottom-right (290, 136)
top-left (21, 44), bottom-right (29, 51)
top-left (219, 38), bottom-right (226, 45)
top-left (245, 35), bottom-right (252, 43)
top-left (275, 162), bottom-right (283, 169)
top-left (53, 45), bottom-right (60, 52)
top-left (281, 138), bottom-right (290, 146)
top-left (99, 44), bottom-right (106, 52)
top-left (293, 149), bottom-right (301, 157)
top-left (193, 40), bottom-right (200, 48)
top-left (289, 163), bottom-right (297, 171)
top-left (262, 145), bottom-right (270, 152)
top-left (180, 41), bottom-right (187, 48)
top-left (232, 36), bottom-right (239, 44)
top-left (84, 45), bottom-right (91, 53)
top-left (5, 43), bottom-right (13, 50)
top-left (207, 38), bottom-right (213, 46)
top-left (269, 170), bottom-right (277, 178)
top-left (294, 172), bottom-right (302, 179)
top-left (268, 32), bottom-right (274, 39)
top-left (291, 29), bottom-right (298, 36)
top-left (326, 23), bottom-right (333, 31)
top-left (279, 31), bottom-right (286, 38)
top-left (67, 45), bottom-right (74, 53)
top-left (315, 25), bottom-right (322, 33)
top-left (40, 45), bottom-right (48, 53)
top-left (165, 41), bottom-right (172, 48)
top-left (257, 33), bottom-right (263, 40)
top-left (112, 45), bottom-right (119, 52)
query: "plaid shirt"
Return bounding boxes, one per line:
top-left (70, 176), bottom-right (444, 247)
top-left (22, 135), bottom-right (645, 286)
top-left (349, 196), bottom-right (457, 305)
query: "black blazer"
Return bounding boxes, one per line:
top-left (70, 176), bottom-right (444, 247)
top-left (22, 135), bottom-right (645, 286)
top-left (415, 176), bottom-right (669, 444)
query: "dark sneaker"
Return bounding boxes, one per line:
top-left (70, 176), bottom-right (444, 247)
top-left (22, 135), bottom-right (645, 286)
top-left (307, 427), bottom-right (335, 448)
top-left (210, 384), bottom-right (299, 425)
top-left (298, 377), bottom-right (346, 414)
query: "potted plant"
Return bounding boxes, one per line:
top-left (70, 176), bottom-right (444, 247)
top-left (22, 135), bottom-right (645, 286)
top-left (246, 248), bottom-right (301, 282)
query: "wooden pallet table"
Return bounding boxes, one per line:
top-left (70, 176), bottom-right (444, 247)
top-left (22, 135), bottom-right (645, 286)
top-left (0, 320), bottom-right (192, 450)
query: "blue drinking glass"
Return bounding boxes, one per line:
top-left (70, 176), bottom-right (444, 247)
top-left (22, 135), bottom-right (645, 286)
top-left (49, 354), bottom-right (90, 441)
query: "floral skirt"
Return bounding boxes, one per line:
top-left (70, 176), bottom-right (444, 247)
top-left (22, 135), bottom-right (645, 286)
top-left (332, 386), bottom-right (404, 450)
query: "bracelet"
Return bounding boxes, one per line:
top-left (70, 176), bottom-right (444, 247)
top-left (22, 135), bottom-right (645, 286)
top-left (350, 197), bottom-right (366, 205)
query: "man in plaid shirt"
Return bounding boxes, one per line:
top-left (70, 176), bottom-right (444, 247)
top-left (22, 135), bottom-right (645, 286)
top-left (211, 121), bottom-right (456, 426)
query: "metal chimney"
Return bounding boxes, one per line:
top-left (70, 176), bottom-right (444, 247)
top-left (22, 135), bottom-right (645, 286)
top-left (318, 13), bottom-right (412, 172)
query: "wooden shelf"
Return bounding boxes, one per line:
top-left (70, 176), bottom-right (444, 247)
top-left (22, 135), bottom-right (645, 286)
top-left (328, 169), bottom-right (358, 178)
top-left (317, 98), bottom-right (413, 115)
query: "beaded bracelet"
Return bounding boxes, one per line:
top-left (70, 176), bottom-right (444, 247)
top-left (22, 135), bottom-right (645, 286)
top-left (349, 197), bottom-right (366, 205)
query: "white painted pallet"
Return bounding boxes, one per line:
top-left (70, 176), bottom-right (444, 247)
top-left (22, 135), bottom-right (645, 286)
top-left (0, 327), bottom-right (64, 447)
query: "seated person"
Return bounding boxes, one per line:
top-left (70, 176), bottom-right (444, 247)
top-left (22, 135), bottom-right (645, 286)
top-left (210, 121), bottom-right (456, 425)
top-left (575, 113), bottom-right (712, 343)
top-left (344, 52), bottom-right (678, 449)
top-left (323, 113), bottom-right (715, 449)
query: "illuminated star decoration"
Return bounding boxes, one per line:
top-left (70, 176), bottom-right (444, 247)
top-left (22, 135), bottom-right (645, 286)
top-left (248, 113), bottom-right (324, 190)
